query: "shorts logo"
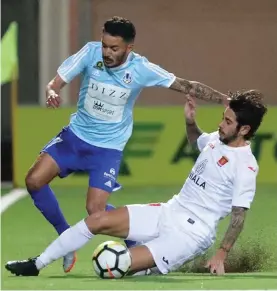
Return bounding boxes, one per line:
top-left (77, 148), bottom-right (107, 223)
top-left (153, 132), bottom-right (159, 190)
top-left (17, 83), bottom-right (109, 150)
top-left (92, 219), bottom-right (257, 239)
top-left (104, 168), bottom-right (116, 181)
top-left (217, 156), bottom-right (229, 167)
top-left (104, 172), bottom-right (115, 181)
top-left (162, 257), bottom-right (169, 265)
top-left (104, 180), bottom-right (112, 188)
top-left (187, 218), bottom-right (195, 225)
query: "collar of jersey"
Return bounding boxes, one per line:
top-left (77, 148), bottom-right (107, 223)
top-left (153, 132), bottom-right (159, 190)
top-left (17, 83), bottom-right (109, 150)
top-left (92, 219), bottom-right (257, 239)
top-left (106, 52), bottom-right (134, 72)
top-left (220, 141), bottom-right (251, 151)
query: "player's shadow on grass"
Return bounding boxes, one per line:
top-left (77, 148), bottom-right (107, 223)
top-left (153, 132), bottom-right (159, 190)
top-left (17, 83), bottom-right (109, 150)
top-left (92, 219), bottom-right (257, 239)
top-left (47, 273), bottom-right (277, 282)
top-left (224, 274), bottom-right (277, 280)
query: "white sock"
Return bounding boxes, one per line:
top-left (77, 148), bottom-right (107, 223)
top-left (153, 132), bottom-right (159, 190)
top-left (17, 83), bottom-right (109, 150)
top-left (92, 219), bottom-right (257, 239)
top-left (35, 219), bottom-right (93, 270)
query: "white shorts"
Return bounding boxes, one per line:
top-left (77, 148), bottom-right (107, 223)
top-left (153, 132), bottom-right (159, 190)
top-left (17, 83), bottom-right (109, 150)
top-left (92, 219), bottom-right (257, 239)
top-left (126, 203), bottom-right (214, 274)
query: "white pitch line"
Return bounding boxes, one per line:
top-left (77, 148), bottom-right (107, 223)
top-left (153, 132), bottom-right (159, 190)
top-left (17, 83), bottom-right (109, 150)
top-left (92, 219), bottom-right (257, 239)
top-left (1, 188), bottom-right (28, 214)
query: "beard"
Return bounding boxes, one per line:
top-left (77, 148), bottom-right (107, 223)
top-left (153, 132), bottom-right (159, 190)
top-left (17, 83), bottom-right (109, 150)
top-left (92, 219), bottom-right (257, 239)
top-left (103, 52), bottom-right (127, 68)
top-left (219, 130), bottom-right (239, 145)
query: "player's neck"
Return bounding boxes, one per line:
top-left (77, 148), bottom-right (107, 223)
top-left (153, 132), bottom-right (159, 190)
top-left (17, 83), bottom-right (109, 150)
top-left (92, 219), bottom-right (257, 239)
top-left (111, 52), bottom-right (132, 70)
top-left (226, 138), bottom-right (248, 148)
top-left (121, 52), bottom-right (131, 64)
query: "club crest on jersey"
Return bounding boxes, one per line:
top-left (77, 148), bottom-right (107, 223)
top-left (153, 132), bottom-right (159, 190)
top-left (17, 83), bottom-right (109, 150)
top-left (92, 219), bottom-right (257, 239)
top-left (217, 156), bottom-right (229, 167)
top-left (123, 71), bottom-right (132, 84)
top-left (93, 61), bottom-right (104, 71)
top-left (188, 159), bottom-right (208, 190)
top-left (195, 159), bottom-right (208, 175)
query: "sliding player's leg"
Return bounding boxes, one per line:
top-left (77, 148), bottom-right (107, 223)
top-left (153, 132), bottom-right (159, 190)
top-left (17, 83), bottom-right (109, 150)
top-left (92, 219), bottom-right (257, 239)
top-left (5, 204), bottom-right (162, 276)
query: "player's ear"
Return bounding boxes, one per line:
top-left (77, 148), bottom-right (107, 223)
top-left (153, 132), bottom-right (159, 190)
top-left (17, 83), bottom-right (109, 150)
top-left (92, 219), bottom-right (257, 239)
top-left (127, 43), bottom-right (134, 52)
top-left (239, 125), bottom-right (251, 137)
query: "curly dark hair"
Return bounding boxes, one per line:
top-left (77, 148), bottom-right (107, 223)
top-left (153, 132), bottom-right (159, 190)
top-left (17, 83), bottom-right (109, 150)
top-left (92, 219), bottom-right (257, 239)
top-left (103, 16), bottom-right (136, 43)
top-left (228, 90), bottom-right (268, 140)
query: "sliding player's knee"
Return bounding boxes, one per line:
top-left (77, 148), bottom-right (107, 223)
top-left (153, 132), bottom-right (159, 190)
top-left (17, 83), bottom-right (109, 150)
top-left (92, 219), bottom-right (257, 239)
top-left (25, 172), bottom-right (45, 191)
top-left (85, 212), bottom-right (110, 234)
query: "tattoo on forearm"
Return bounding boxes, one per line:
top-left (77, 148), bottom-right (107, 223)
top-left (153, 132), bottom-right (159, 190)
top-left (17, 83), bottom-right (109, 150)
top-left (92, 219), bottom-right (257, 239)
top-left (193, 82), bottom-right (223, 104)
top-left (220, 207), bottom-right (246, 251)
top-left (170, 77), bottom-right (193, 95)
top-left (170, 78), bottom-right (226, 104)
top-left (186, 122), bottom-right (202, 147)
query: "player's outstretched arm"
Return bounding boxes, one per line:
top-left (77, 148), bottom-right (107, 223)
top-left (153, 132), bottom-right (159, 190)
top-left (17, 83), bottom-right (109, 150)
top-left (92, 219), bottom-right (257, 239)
top-left (169, 77), bottom-right (228, 105)
top-left (220, 206), bottom-right (247, 252)
top-left (185, 97), bottom-right (203, 147)
top-left (46, 74), bottom-right (66, 108)
top-left (206, 206), bottom-right (247, 275)
top-left (46, 43), bottom-right (92, 108)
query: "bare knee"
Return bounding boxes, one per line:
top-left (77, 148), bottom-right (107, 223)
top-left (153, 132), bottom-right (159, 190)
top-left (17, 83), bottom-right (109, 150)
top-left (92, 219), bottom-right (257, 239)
top-left (25, 172), bottom-right (45, 191)
top-left (85, 212), bottom-right (109, 234)
top-left (25, 153), bottom-right (59, 191)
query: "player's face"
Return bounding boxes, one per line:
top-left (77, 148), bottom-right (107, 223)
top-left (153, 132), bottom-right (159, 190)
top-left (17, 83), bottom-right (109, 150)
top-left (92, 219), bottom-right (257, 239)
top-left (101, 33), bottom-right (133, 68)
top-left (218, 107), bottom-right (240, 144)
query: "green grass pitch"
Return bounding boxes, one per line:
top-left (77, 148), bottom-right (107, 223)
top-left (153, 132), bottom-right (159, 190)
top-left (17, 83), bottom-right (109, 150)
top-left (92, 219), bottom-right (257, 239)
top-left (1, 183), bottom-right (277, 290)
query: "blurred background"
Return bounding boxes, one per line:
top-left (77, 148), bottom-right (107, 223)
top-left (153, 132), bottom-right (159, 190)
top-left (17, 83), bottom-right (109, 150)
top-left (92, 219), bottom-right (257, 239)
top-left (1, 1), bottom-right (277, 289)
top-left (1, 0), bottom-right (276, 186)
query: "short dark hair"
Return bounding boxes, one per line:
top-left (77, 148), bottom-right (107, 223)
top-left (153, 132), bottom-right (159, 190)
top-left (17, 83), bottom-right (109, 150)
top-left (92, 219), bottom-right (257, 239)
top-left (103, 16), bottom-right (136, 43)
top-left (228, 90), bottom-right (268, 140)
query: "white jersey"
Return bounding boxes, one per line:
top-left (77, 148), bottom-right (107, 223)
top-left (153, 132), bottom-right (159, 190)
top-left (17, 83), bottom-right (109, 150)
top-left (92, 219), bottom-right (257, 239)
top-left (167, 131), bottom-right (258, 235)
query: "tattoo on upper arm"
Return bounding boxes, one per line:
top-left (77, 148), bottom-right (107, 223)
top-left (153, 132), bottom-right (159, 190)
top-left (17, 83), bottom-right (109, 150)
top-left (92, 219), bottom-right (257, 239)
top-left (220, 207), bottom-right (247, 251)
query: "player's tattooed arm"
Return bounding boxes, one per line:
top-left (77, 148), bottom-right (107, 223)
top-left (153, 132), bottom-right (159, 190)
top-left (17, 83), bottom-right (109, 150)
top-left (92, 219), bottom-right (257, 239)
top-left (219, 207), bottom-right (247, 252)
top-left (186, 122), bottom-right (203, 148)
top-left (184, 97), bottom-right (202, 147)
top-left (169, 77), bottom-right (228, 105)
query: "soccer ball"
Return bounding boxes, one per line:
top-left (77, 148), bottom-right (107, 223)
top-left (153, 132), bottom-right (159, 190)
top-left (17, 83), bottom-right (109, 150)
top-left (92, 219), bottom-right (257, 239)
top-left (92, 241), bottom-right (132, 279)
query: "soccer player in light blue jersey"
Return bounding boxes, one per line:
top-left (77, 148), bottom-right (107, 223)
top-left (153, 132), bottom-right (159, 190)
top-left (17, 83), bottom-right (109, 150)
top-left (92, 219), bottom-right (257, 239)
top-left (24, 16), bottom-right (228, 272)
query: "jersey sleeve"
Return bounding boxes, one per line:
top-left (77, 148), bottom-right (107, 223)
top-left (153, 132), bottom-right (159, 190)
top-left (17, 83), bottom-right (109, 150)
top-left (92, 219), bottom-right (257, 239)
top-left (136, 57), bottom-right (176, 88)
top-left (232, 162), bottom-right (258, 209)
top-left (197, 131), bottom-right (219, 152)
top-left (57, 42), bottom-right (94, 83)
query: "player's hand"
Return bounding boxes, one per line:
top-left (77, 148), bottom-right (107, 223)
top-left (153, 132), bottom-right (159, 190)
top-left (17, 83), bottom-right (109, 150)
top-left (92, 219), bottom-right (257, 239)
top-left (184, 96), bottom-right (196, 124)
top-left (205, 249), bottom-right (227, 276)
top-left (222, 94), bottom-right (230, 107)
top-left (46, 90), bottom-right (62, 108)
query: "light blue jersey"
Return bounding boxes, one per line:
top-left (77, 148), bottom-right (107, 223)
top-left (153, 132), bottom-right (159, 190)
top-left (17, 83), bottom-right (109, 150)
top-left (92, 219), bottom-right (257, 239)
top-left (58, 42), bottom-right (176, 150)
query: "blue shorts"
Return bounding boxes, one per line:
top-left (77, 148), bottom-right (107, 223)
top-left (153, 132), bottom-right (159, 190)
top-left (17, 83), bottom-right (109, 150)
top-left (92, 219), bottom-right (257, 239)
top-left (41, 127), bottom-right (122, 192)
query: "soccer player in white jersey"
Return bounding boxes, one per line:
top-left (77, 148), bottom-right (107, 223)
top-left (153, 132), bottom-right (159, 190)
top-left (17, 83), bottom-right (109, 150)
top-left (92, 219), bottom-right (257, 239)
top-left (6, 90), bottom-right (267, 277)
top-left (23, 16), bottom-right (228, 272)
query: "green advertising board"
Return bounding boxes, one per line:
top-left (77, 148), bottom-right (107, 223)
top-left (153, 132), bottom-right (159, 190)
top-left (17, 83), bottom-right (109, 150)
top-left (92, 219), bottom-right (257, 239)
top-left (14, 106), bottom-right (277, 187)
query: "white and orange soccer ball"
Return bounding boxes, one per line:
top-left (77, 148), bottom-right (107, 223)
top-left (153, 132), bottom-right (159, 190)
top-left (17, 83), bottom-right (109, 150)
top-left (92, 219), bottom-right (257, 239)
top-left (92, 241), bottom-right (132, 279)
